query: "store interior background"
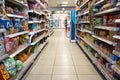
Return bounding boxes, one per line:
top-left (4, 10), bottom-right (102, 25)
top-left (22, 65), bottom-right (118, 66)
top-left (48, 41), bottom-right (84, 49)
top-left (48, 0), bottom-right (76, 29)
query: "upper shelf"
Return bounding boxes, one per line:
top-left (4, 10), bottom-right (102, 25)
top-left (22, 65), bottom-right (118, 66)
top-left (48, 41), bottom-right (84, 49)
top-left (28, 10), bottom-right (45, 16)
top-left (113, 35), bottom-right (120, 39)
top-left (29, 28), bottom-right (46, 35)
top-left (6, 31), bottom-right (29, 38)
top-left (78, 21), bottom-right (90, 24)
top-left (116, 2), bottom-right (120, 7)
top-left (94, 26), bottom-right (120, 31)
top-left (28, 20), bottom-right (45, 24)
top-left (92, 35), bottom-right (116, 46)
top-left (7, 14), bottom-right (27, 18)
top-left (115, 19), bottom-right (120, 23)
top-left (95, 7), bottom-right (120, 16)
top-left (95, 0), bottom-right (105, 6)
top-left (6, 0), bottom-right (28, 8)
top-left (79, 0), bottom-right (89, 9)
top-left (36, 0), bottom-right (45, 9)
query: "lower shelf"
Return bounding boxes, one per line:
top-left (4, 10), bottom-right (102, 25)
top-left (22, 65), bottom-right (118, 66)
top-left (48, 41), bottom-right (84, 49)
top-left (76, 40), bottom-right (113, 80)
top-left (15, 41), bottom-right (48, 80)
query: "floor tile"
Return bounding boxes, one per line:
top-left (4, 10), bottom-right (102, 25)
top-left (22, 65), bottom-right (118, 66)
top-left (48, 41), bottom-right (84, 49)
top-left (75, 66), bottom-right (98, 75)
top-left (78, 75), bottom-right (103, 80)
top-left (53, 66), bottom-right (76, 75)
top-left (29, 66), bottom-right (53, 75)
top-left (25, 74), bottom-right (51, 80)
top-left (52, 75), bottom-right (78, 80)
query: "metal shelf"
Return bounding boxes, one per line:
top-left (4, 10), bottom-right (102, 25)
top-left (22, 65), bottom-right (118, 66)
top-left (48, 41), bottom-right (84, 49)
top-left (77, 29), bottom-right (93, 34)
top-left (94, 26), bottom-right (120, 31)
top-left (29, 29), bottom-right (46, 35)
top-left (36, 0), bottom-right (45, 9)
top-left (0, 54), bottom-right (9, 62)
top-left (92, 35), bottom-right (116, 46)
top-left (76, 35), bottom-right (116, 64)
top-left (113, 35), bottom-right (120, 39)
top-left (10, 44), bottom-right (29, 57)
top-left (95, 0), bottom-right (105, 6)
top-left (95, 7), bottom-right (120, 16)
top-left (78, 21), bottom-right (90, 24)
top-left (28, 10), bottom-right (45, 16)
top-left (77, 11), bottom-right (89, 17)
top-left (113, 50), bottom-right (120, 57)
top-left (31, 35), bottom-right (44, 45)
top-left (0, 29), bottom-right (6, 33)
top-left (28, 20), bottom-right (45, 24)
top-left (83, 29), bottom-right (94, 34)
top-left (6, 0), bottom-right (28, 8)
top-left (7, 14), bottom-right (27, 18)
top-left (116, 2), bottom-right (120, 7)
top-left (79, 0), bottom-right (89, 9)
top-left (115, 19), bottom-right (120, 23)
top-left (6, 31), bottom-right (29, 38)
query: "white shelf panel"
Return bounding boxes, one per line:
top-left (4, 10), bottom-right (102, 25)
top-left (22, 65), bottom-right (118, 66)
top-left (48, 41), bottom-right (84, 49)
top-left (115, 19), bottom-right (120, 23)
top-left (95, 0), bottom-right (105, 6)
top-left (29, 29), bottom-right (46, 35)
top-left (113, 50), bottom-right (120, 57)
top-left (28, 10), bottom-right (45, 16)
top-left (83, 29), bottom-right (94, 34)
top-left (81, 11), bottom-right (89, 16)
top-left (95, 7), bottom-right (120, 16)
top-left (10, 44), bottom-right (29, 57)
top-left (6, 0), bottom-right (28, 8)
top-left (116, 2), bottom-right (120, 7)
top-left (77, 29), bottom-right (93, 34)
top-left (95, 26), bottom-right (120, 31)
top-left (7, 14), bottom-right (27, 18)
top-left (113, 35), bottom-right (120, 39)
top-left (28, 20), bottom-right (45, 24)
top-left (79, 21), bottom-right (90, 24)
top-left (0, 29), bottom-right (6, 33)
top-left (0, 54), bottom-right (9, 62)
top-left (31, 35), bottom-right (44, 45)
top-left (6, 31), bottom-right (29, 38)
top-left (79, 0), bottom-right (89, 9)
top-left (76, 35), bottom-right (116, 64)
top-left (36, 0), bottom-right (45, 9)
top-left (92, 35), bottom-right (116, 46)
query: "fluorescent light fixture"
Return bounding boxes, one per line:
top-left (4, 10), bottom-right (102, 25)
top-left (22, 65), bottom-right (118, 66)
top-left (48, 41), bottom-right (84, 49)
top-left (62, 2), bottom-right (68, 4)
top-left (61, 4), bottom-right (67, 6)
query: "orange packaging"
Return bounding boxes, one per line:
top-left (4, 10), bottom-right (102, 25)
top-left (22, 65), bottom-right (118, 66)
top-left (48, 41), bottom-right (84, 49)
top-left (0, 63), bottom-right (11, 80)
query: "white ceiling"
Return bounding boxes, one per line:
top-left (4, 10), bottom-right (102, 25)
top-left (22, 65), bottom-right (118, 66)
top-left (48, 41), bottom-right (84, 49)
top-left (48, 0), bottom-right (76, 8)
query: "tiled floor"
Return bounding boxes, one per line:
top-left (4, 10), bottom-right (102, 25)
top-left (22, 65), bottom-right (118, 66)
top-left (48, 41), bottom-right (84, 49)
top-left (24, 29), bottom-right (103, 80)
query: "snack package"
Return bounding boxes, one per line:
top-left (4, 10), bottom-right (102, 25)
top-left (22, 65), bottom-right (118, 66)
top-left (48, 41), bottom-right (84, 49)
top-left (3, 58), bottom-right (16, 77)
top-left (16, 60), bottom-right (23, 71)
top-left (0, 63), bottom-right (11, 80)
top-left (5, 37), bottom-right (19, 54)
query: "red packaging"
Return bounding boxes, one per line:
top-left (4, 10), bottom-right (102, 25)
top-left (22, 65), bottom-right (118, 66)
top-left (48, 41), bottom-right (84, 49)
top-left (0, 63), bottom-right (11, 80)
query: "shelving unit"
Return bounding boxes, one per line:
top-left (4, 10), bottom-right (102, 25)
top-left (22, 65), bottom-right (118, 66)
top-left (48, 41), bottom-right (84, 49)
top-left (0, 0), bottom-right (50, 80)
top-left (76, 0), bottom-right (120, 80)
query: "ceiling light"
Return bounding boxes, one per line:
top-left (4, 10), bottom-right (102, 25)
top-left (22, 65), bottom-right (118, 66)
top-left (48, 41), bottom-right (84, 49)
top-left (61, 4), bottom-right (67, 6)
top-left (62, 2), bottom-right (68, 4)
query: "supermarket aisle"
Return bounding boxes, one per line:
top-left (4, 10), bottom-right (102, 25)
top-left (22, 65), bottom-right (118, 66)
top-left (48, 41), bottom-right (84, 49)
top-left (24, 29), bottom-right (103, 80)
